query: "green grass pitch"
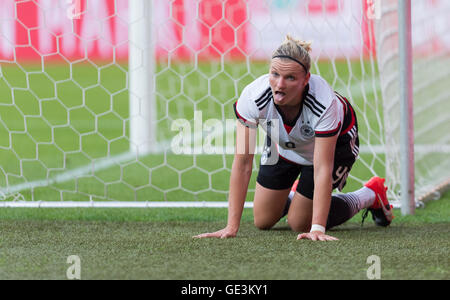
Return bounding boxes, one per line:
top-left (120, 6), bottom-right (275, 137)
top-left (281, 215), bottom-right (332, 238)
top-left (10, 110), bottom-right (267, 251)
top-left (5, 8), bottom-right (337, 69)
top-left (0, 195), bottom-right (448, 280)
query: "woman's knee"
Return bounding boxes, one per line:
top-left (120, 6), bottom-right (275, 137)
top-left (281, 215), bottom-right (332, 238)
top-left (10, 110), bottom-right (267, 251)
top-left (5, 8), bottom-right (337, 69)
top-left (287, 218), bottom-right (310, 232)
top-left (286, 192), bottom-right (313, 232)
top-left (252, 183), bottom-right (290, 230)
top-left (253, 214), bottom-right (278, 230)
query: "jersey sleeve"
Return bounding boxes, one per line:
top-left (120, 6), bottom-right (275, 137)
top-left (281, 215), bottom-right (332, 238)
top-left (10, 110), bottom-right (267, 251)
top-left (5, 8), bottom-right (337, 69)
top-left (314, 98), bottom-right (342, 138)
top-left (233, 85), bottom-right (259, 128)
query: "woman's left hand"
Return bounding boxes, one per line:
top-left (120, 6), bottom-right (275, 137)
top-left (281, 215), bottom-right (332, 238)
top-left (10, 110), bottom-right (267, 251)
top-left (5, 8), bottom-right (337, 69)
top-left (297, 231), bottom-right (339, 241)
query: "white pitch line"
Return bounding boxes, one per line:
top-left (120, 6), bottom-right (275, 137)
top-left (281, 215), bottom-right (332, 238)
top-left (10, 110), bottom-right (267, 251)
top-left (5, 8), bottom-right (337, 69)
top-left (0, 201), bottom-right (254, 208)
top-left (0, 199), bottom-right (404, 209)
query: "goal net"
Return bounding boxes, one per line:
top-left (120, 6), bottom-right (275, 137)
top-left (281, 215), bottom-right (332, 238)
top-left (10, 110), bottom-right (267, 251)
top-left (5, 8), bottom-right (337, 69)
top-left (0, 0), bottom-right (447, 208)
top-left (376, 0), bottom-right (450, 204)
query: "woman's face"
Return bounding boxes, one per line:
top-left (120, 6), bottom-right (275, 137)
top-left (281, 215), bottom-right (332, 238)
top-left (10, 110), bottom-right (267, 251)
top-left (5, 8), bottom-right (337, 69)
top-left (269, 58), bottom-right (310, 107)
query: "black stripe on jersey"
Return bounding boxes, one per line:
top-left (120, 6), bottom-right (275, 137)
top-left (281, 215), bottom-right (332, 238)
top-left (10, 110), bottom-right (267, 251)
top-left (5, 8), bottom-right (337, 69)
top-left (304, 98), bottom-right (324, 116)
top-left (304, 95), bottom-right (325, 118)
top-left (335, 92), bottom-right (348, 114)
top-left (303, 101), bottom-right (321, 117)
top-left (304, 94), bottom-right (324, 117)
top-left (255, 88), bottom-right (272, 105)
top-left (255, 91), bottom-right (272, 111)
top-left (306, 94), bottom-right (326, 110)
top-left (258, 95), bottom-right (272, 110)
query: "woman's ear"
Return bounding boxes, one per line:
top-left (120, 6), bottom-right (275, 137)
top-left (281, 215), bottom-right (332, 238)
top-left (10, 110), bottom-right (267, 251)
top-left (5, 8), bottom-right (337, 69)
top-left (304, 72), bottom-right (311, 87)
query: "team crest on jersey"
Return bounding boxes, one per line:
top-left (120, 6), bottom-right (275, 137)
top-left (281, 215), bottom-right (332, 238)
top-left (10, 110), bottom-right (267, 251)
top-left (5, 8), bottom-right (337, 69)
top-left (300, 124), bottom-right (315, 138)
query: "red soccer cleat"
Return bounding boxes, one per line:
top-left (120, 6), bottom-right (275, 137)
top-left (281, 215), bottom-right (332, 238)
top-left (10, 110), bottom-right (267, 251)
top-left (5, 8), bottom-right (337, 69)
top-left (363, 176), bottom-right (394, 227)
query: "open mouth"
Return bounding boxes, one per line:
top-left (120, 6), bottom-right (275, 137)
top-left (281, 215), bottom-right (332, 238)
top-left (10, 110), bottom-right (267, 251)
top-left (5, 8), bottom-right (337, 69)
top-left (274, 91), bottom-right (286, 102)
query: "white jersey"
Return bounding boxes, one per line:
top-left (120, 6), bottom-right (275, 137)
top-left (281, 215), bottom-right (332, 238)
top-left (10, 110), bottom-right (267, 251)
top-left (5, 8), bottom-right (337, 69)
top-left (234, 74), bottom-right (358, 166)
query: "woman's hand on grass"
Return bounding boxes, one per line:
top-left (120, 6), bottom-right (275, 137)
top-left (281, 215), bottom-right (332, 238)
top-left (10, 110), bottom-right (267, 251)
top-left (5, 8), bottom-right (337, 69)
top-left (297, 231), bottom-right (339, 241)
top-left (193, 226), bottom-right (238, 239)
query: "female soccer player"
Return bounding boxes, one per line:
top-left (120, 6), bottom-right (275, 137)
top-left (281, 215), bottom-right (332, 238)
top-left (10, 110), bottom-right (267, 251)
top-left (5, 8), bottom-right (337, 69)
top-left (194, 35), bottom-right (393, 242)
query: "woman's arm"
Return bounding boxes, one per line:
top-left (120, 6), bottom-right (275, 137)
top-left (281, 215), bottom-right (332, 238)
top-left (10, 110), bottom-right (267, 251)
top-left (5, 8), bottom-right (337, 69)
top-left (297, 134), bottom-right (339, 241)
top-left (193, 121), bottom-right (256, 238)
top-left (312, 135), bottom-right (337, 227)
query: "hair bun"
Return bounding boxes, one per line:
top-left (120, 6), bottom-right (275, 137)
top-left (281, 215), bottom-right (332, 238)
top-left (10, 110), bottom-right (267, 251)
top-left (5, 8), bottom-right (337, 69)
top-left (272, 35), bottom-right (312, 73)
top-left (285, 34), bottom-right (312, 53)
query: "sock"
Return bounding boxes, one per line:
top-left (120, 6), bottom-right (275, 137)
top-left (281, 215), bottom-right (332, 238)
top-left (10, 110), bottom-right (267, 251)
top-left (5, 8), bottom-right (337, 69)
top-left (326, 196), bottom-right (353, 229)
top-left (326, 187), bottom-right (375, 230)
top-left (333, 187), bottom-right (375, 216)
top-left (353, 186), bottom-right (376, 209)
top-left (284, 187), bottom-right (376, 228)
top-left (288, 190), bottom-right (295, 201)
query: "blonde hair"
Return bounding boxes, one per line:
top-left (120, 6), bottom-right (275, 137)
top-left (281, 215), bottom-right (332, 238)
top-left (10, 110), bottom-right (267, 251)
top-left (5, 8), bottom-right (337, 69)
top-left (272, 35), bottom-right (312, 73)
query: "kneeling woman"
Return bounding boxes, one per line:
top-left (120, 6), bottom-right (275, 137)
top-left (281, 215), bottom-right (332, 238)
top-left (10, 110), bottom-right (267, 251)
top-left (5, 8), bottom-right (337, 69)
top-left (194, 35), bottom-right (393, 242)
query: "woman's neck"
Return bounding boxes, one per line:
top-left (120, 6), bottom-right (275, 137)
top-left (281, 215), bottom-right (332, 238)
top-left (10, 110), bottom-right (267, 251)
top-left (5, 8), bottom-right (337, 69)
top-left (276, 100), bottom-right (303, 125)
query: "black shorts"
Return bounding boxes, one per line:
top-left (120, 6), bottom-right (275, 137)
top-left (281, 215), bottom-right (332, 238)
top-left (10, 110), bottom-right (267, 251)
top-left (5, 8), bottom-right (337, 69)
top-left (256, 156), bottom-right (355, 200)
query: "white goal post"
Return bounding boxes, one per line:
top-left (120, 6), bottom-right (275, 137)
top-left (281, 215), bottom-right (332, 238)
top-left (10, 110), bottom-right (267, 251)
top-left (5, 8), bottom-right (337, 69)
top-left (398, 0), bottom-right (415, 215)
top-left (129, 0), bottom-right (156, 155)
top-left (375, 0), bottom-right (450, 213)
top-left (0, 0), bottom-right (449, 213)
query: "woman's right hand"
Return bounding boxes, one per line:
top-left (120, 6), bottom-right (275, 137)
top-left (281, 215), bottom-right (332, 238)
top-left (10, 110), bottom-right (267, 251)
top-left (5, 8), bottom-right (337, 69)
top-left (193, 122), bottom-right (253, 240)
top-left (192, 226), bottom-right (238, 239)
